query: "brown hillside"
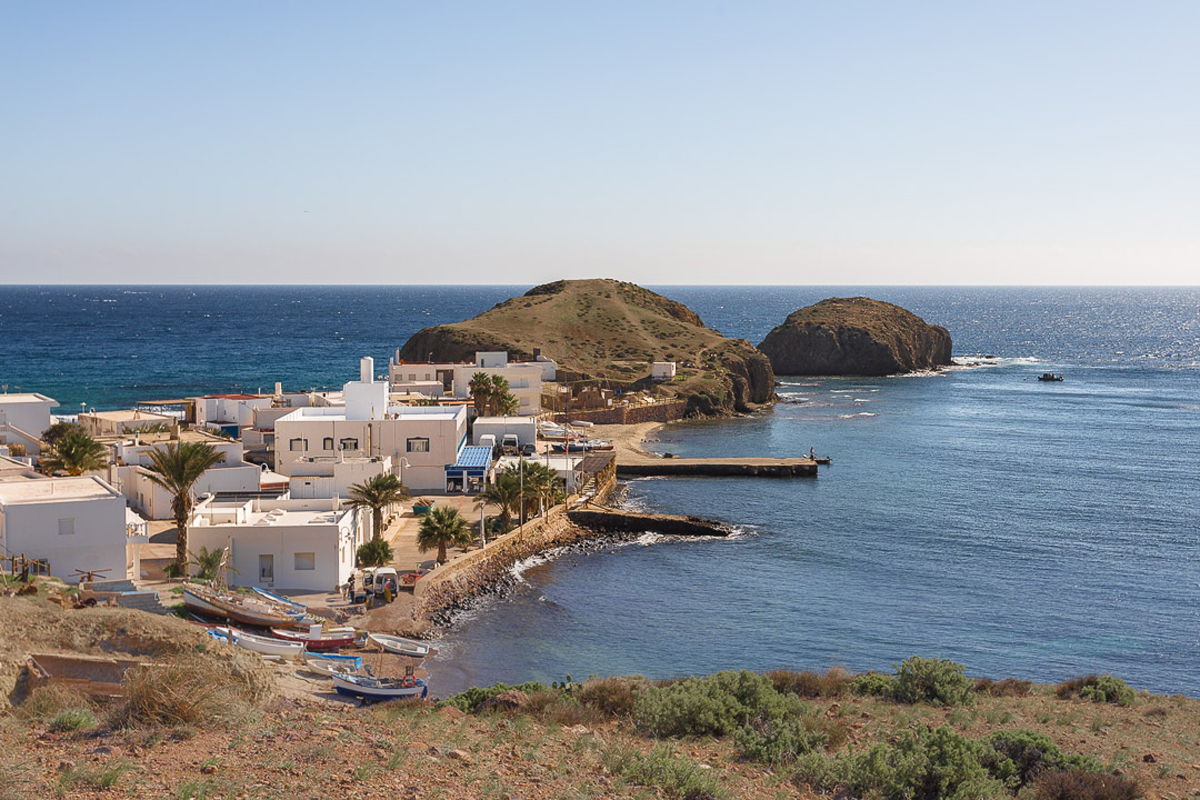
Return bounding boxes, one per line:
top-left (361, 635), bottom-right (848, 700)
top-left (399, 279), bottom-right (774, 415)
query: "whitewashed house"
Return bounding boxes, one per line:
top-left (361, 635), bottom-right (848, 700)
top-left (651, 361), bottom-right (677, 381)
top-left (82, 409), bottom-right (175, 438)
top-left (275, 358), bottom-right (468, 493)
top-left (188, 496), bottom-right (361, 591)
top-left (387, 351), bottom-right (551, 416)
top-left (289, 455), bottom-right (393, 499)
top-left (0, 475), bottom-right (145, 583)
top-left (0, 392), bottom-right (59, 457)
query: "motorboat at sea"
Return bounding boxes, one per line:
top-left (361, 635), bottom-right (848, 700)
top-left (1038, 372), bottom-right (1064, 382)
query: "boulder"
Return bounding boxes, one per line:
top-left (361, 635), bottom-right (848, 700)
top-left (758, 297), bottom-right (952, 376)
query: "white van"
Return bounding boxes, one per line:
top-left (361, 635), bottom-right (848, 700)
top-left (501, 433), bottom-right (520, 455)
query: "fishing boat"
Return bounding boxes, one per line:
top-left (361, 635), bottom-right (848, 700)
top-left (183, 584), bottom-right (304, 628)
top-left (306, 651), bottom-right (363, 670)
top-left (550, 441), bottom-right (590, 453)
top-left (271, 626), bottom-right (357, 652)
top-left (582, 439), bottom-right (613, 451)
top-left (367, 633), bottom-right (431, 659)
top-left (302, 657), bottom-right (361, 678)
top-left (331, 672), bottom-right (427, 702)
top-left (1038, 372), bottom-right (1064, 382)
top-left (225, 627), bottom-right (307, 658)
top-left (252, 586), bottom-right (307, 614)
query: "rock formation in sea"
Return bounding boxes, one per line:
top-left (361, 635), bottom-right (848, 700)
top-left (757, 297), bottom-right (953, 376)
top-left (398, 278), bottom-right (775, 416)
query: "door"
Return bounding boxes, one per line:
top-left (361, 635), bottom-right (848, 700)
top-left (258, 554), bottom-right (274, 583)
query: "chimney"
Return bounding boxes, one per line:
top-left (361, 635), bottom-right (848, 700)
top-left (274, 381), bottom-right (282, 397)
top-left (533, 348), bottom-right (542, 360)
top-left (360, 356), bottom-right (374, 383)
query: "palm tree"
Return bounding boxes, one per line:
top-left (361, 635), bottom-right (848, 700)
top-left (347, 473), bottom-right (409, 542)
top-left (520, 461), bottom-right (562, 518)
top-left (474, 473), bottom-right (522, 532)
top-left (145, 442), bottom-right (226, 573)
top-left (488, 375), bottom-right (518, 416)
top-left (416, 505), bottom-right (473, 565)
top-left (468, 372), bottom-right (493, 417)
top-left (42, 429), bottom-right (107, 476)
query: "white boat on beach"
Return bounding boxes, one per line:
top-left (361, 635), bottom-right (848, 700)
top-left (367, 633), bottom-right (431, 659)
top-left (331, 672), bottom-right (427, 702)
top-left (224, 627), bottom-right (306, 658)
top-left (303, 657), bottom-right (362, 678)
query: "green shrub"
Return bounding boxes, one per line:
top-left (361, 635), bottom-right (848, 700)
top-left (438, 681), bottom-right (550, 713)
top-left (356, 539), bottom-right (394, 568)
top-left (895, 656), bottom-right (975, 706)
top-left (634, 669), bottom-right (804, 738)
top-left (802, 724), bottom-right (1005, 800)
top-left (49, 708), bottom-right (96, 732)
top-left (980, 730), bottom-right (1099, 789)
top-left (849, 671), bottom-right (899, 699)
top-left (734, 714), bottom-right (829, 765)
top-left (1079, 676), bottom-right (1135, 706)
top-left (1031, 768), bottom-right (1140, 800)
top-left (602, 743), bottom-right (726, 800)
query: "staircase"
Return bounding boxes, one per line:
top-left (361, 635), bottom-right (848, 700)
top-left (84, 580), bottom-right (168, 615)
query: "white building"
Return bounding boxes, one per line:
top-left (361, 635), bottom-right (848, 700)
top-left (109, 433), bottom-right (287, 520)
top-left (0, 392), bottom-right (59, 457)
top-left (388, 351), bottom-right (553, 416)
top-left (651, 361), bottom-right (678, 381)
top-left (289, 455), bottom-right (393, 500)
top-left (495, 455), bottom-right (584, 493)
top-left (188, 496), bottom-right (361, 591)
top-left (82, 409), bottom-right (175, 438)
top-left (473, 416), bottom-right (537, 448)
top-left (192, 393), bottom-right (273, 434)
top-left (275, 358), bottom-right (469, 493)
top-left (0, 475), bottom-right (145, 583)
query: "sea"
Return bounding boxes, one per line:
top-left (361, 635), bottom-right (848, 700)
top-left (2, 285), bottom-right (1198, 696)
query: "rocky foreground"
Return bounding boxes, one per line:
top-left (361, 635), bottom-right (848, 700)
top-left (2, 590), bottom-right (1198, 800)
top-left (759, 297), bottom-right (953, 376)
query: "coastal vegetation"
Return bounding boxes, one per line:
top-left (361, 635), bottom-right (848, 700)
top-left (398, 278), bottom-right (775, 416)
top-left (347, 472), bottom-right (409, 542)
top-left (39, 428), bottom-right (106, 476)
top-left (416, 505), bottom-right (473, 565)
top-left (468, 372), bottom-right (519, 417)
top-left (356, 537), bottom-right (394, 568)
top-left (143, 441), bottom-right (226, 572)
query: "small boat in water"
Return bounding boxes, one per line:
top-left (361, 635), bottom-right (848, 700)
top-left (1038, 372), bottom-right (1064, 382)
top-left (271, 626), bottom-right (357, 651)
top-left (184, 584), bottom-right (304, 628)
top-left (332, 672), bottom-right (427, 702)
top-left (368, 633), bottom-right (431, 659)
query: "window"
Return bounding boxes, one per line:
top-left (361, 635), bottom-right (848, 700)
top-left (340, 437), bottom-right (359, 451)
top-left (406, 437), bottom-right (429, 453)
top-left (322, 437), bottom-right (333, 451)
top-left (289, 438), bottom-right (307, 451)
top-left (294, 552), bottom-right (316, 571)
top-left (408, 373), bottom-right (416, 381)
top-left (58, 518), bottom-right (75, 536)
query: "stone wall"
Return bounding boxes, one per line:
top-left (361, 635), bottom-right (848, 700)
top-left (553, 400), bottom-right (688, 426)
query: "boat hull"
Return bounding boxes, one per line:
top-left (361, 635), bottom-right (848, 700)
top-left (368, 633), bottom-right (431, 659)
top-left (184, 586), bottom-right (304, 628)
top-left (271, 628), bottom-right (356, 651)
top-left (332, 673), bottom-right (427, 702)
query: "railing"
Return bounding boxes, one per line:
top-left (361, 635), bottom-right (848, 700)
top-left (2, 553), bottom-right (51, 579)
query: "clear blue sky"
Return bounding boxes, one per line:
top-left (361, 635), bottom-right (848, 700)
top-left (2, 2), bottom-right (1197, 285)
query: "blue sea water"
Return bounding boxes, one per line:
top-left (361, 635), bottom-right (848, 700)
top-left (3, 285), bottom-right (1199, 695)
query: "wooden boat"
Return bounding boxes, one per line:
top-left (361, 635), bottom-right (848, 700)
top-left (252, 586), bottom-right (307, 614)
top-left (331, 672), bottom-right (427, 702)
top-left (226, 627), bottom-right (307, 658)
top-left (184, 584), bottom-right (304, 628)
top-left (368, 633), bottom-right (431, 659)
top-left (303, 657), bottom-right (360, 678)
top-left (583, 439), bottom-right (613, 451)
top-left (271, 626), bottom-right (357, 651)
top-left (550, 441), bottom-right (589, 453)
top-left (306, 651), bottom-right (363, 670)
top-left (815, 457), bottom-right (832, 465)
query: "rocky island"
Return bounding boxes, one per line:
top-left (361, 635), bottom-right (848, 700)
top-left (399, 278), bottom-right (775, 416)
top-left (758, 297), bottom-right (953, 376)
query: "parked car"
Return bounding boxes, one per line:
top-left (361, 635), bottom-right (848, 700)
top-left (520, 443), bottom-right (537, 457)
top-left (501, 433), bottom-right (520, 455)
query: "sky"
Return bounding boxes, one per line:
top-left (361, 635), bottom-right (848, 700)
top-left (1, 2), bottom-right (1197, 285)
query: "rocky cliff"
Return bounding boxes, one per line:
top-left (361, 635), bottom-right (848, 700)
top-left (757, 297), bottom-right (952, 376)
top-left (398, 279), bottom-right (775, 415)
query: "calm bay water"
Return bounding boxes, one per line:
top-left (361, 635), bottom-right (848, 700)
top-left (3, 285), bottom-right (1198, 695)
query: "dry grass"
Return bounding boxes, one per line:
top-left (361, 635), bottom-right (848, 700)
top-left (111, 651), bottom-right (269, 728)
top-left (767, 667), bottom-right (853, 699)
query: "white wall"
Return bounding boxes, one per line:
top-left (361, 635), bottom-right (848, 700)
top-left (0, 395), bottom-right (58, 439)
top-left (473, 417), bottom-right (537, 446)
top-left (289, 456), bottom-right (392, 499)
top-left (0, 483), bottom-right (129, 583)
top-left (118, 463), bottom-right (267, 519)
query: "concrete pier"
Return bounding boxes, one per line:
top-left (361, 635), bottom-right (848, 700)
top-left (615, 453), bottom-right (818, 478)
top-left (567, 508), bottom-right (732, 536)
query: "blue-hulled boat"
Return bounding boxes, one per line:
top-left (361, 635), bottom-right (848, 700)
top-left (332, 672), bottom-right (427, 702)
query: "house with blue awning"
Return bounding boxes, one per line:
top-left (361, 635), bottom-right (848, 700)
top-left (444, 445), bottom-right (494, 493)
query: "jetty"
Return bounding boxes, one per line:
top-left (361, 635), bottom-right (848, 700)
top-left (567, 508), bottom-right (732, 537)
top-left (615, 452), bottom-right (818, 478)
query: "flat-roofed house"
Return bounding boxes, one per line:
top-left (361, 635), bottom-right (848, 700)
top-left (0, 392), bottom-right (59, 457)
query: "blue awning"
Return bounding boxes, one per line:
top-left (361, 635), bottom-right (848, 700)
top-left (444, 445), bottom-right (493, 477)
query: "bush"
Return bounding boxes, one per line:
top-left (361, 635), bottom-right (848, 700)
top-left (356, 539), bottom-right (394, 568)
top-left (15, 684), bottom-right (94, 723)
top-left (981, 730), bottom-right (1099, 789)
top-left (1031, 769), bottom-right (1141, 800)
top-left (975, 677), bottom-right (1033, 697)
top-left (768, 667), bottom-right (852, 699)
top-left (895, 656), bottom-right (975, 706)
top-left (734, 714), bottom-right (829, 765)
top-left (523, 691), bottom-right (589, 726)
top-left (849, 671), bottom-right (899, 699)
top-left (1057, 675), bottom-right (1135, 706)
top-left (438, 681), bottom-right (549, 713)
top-left (113, 651), bottom-right (270, 728)
top-left (634, 670), bottom-right (804, 738)
top-left (577, 676), bottom-right (642, 718)
top-left (602, 743), bottom-right (726, 800)
top-left (49, 708), bottom-right (96, 732)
